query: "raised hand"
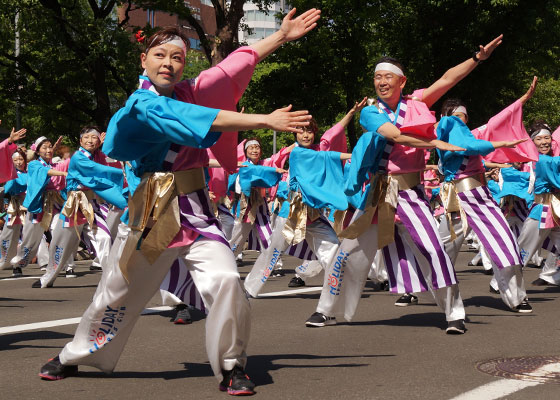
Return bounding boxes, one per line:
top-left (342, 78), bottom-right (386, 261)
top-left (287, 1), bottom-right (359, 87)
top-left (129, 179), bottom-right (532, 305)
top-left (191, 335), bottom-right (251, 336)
top-left (350, 97), bottom-right (368, 114)
top-left (9, 127), bottom-right (26, 142)
top-left (279, 8), bottom-right (321, 42)
top-left (266, 105), bottom-right (311, 133)
top-left (477, 34), bottom-right (503, 61)
top-left (519, 76), bottom-right (538, 105)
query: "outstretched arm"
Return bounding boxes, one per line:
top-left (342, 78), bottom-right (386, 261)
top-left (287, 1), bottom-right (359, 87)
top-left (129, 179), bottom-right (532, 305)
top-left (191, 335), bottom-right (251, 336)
top-left (422, 34), bottom-right (503, 108)
top-left (250, 8), bottom-right (321, 62)
top-left (519, 76), bottom-right (538, 105)
top-left (337, 97), bottom-right (368, 128)
top-left (211, 105), bottom-right (311, 133)
top-left (378, 122), bottom-right (464, 151)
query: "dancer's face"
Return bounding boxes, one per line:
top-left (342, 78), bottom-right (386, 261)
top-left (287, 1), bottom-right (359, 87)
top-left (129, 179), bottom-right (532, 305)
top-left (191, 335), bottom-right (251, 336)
top-left (141, 43), bottom-right (185, 97)
top-left (12, 153), bottom-right (24, 171)
top-left (38, 141), bottom-right (53, 161)
top-left (374, 70), bottom-right (407, 106)
top-left (80, 132), bottom-right (100, 152)
top-left (245, 144), bottom-right (262, 163)
top-left (533, 134), bottom-right (552, 155)
top-left (451, 111), bottom-right (468, 124)
top-left (296, 129), bottom-right (315, 148)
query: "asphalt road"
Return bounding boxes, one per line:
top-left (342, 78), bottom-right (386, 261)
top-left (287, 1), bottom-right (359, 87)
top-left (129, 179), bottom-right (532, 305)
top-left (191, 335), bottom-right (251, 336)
top-left (1, 247), bottom-right (559, 399)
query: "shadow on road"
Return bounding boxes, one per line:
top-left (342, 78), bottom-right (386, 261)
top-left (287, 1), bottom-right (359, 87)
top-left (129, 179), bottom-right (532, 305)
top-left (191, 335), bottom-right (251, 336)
top-left (0, 330), bottom-right (74, 351)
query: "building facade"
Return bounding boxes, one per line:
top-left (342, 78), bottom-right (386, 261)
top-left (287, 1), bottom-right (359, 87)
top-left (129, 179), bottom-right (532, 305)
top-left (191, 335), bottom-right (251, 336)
top-left (238, 1), bottom-right (286, 45)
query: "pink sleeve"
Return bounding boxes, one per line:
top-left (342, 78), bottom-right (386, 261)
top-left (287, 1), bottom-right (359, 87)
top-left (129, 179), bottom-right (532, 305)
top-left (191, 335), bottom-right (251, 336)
top-left (0, 138), bottom-right (17, 183)
top-left (474, 100), bottom-right (539, 163)
top-left (207, 165), bottom-right (228, 200)
top-left (49, 158), bottom-right (71, 190)
top-left (319, 122), bottom-right (347, 152)
top-left (176, 47), bottom-right (259, 173)
top-left (262, 146), bottom-right (291, 168)
top-left (413, 88), bottom-right (426, 101)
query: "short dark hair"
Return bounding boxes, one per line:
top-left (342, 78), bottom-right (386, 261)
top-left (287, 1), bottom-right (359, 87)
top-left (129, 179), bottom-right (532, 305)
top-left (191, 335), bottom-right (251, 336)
top-left (440, 98), bottom-right (466, 117)
top-left (13, 147), bottom-right (27, 171)
top-left (145, 26), bottom-right (190, 54)
top-left (375, 56), bottom-right (405, 73)
top-left (292, 118), bottom-right (319, 142)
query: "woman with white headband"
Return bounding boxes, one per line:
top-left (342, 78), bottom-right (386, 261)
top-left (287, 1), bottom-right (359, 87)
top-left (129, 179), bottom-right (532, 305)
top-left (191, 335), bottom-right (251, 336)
top-left (39, 25), bottom-right (312, 396)
top-left (517, 120), bottom-right (560, 287)
top-left (228, 137), bottom-right (291, 260)
top-left (436, 77), bottom-right (539, 318)
top-left (31, 126), bottom-right (127, 289)
top-left (0, 148), bottom-right (28, 275)
top-left (243, 101), bottom-right (365, 298)
top-left (10, 136), bottom-right (68, 274)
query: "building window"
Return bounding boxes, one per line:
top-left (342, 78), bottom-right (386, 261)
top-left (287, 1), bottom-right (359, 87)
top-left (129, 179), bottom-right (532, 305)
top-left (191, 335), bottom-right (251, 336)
top-left (244, 10), bottom-right (277, 23)
top-left (201, 0), bottom-right (214, 6)
top-left (146, 9), bottom-right (156, 26)
top-left (246, 27), bottom-right (276, 39)
top-left (189, 38), bottom-right (201, 50)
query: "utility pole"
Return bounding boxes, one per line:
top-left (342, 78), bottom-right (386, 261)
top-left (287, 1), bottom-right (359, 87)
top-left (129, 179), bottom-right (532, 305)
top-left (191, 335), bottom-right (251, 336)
top-left (15, 9), bottom-right (21, 130)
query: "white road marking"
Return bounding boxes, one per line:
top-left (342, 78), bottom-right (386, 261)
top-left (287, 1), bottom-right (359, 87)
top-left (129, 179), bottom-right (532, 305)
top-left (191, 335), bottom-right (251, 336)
top-left (0, 306), bottom-right (173, 335)
top-left (0, 276), bottom-right (41, 281)
top-left (449, 379), bottom-right (541, 400)
top-left (257, 287), bottom-right (322, 297)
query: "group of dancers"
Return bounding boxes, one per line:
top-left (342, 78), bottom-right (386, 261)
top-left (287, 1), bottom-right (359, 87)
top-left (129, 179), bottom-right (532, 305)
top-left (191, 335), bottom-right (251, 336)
top-left (1, 7), bottom-right (559, 396)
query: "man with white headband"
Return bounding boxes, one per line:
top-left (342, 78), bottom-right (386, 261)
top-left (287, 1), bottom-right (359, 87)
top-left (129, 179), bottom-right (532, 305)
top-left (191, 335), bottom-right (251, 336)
top-left (309, 35), bottom-right (504, 334)
top-left (516, 120), bottom-right (560, 288)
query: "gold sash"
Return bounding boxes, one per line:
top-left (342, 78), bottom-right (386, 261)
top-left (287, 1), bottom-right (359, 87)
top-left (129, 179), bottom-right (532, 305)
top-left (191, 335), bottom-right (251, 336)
top-left (282, 192), bottom-right (321, 245)
top-left (534, 192), bottom-right (560, 226)
top-left (119, 168), bottom-right (206, 282)
top-left (338, 171), bottom-right (420, 249)
top-left (62, 190), bottom-right (96, 237)
top-left (238, 188), bottom-right (264, 224)
top-left (440, 174), bottom-right (485, 240)
top-left (6, 194), bottom-right (26, 226)
top-left (39, 191), bottom-right (65, 231)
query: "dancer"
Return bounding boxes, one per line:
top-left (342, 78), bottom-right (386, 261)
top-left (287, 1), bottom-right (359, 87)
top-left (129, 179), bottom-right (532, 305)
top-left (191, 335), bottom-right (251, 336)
top-left (308, 35), bottom-right (503, 334)
top-left (38, 27), bottom-right (311, 397)
top-left (32, 126), bottom-right (127, 288)
top-left (0, 125), bottom-right (26, 184)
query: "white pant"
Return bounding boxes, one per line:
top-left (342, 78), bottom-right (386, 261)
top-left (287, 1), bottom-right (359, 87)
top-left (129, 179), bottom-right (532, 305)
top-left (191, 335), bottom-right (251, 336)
top-left (0, 223), bottom-right (22, 269)
top-left (230, 220), bottom-right (263, 257)
top-left (518, 218), bottom-right (560, 285)
top-left (539, 252), bottom-right (560, 284)
top-left (244, 217), bottom-right (339, 297)
top-left (39, 219), bottom-right (112, 287)
top-left (59, 224), bottom-right (250, 381)
top-left (11, 213), bottom-right (46, 268)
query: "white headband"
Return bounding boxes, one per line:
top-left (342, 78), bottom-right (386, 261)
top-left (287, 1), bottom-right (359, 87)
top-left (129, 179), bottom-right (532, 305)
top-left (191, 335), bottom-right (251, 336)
top-left (31, 136), bottom-right (48, 152)
top-left (452, 106), bottom-right (468, 117)
top-left (80, 129), bottom-right (101, 138)
top-left (160, 35), bottom-right (187, 55)
top-left (12, 151), bottom-right (21, 159)
top-left (531, 128), bottom-right (551, 139)
top-left (245, 140), bottom-right (260, 150)
top-left (374, 62), bottom-right (404, 77)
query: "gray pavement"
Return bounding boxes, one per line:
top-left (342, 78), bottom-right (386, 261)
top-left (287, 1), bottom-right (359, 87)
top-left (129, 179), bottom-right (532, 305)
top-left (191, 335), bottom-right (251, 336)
top-left (1, 247), bottom-right (559, 399)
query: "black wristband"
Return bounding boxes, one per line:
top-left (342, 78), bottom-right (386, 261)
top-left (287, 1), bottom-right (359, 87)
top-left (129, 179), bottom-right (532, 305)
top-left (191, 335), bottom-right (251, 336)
top-left (472, 51), bottom-right (482, 63)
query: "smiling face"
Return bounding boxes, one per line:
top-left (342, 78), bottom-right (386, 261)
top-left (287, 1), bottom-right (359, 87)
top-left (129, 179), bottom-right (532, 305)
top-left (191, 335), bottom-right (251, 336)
top-left (374, 70), bottom-right (407, 108)
top-left (533, 134), bottom-right (552, 155)
top-left (80, 132), bottom-right (100, 153)
top-left (245, 144), bottom-right (262, 163)
top-left (141, 42), bottom-right (186, 97)
top-left (12, 153), bottom-right (24, 171)
top-left (37, 141), bottom-right (53, 161)
top-left (296, 128), bottom-right (315, 148)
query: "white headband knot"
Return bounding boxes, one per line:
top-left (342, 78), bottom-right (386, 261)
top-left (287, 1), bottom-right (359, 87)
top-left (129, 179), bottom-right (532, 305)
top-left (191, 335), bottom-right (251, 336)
top-left (375, 62), bottom-right (404, 77)
top-left (245, 140), bottom-right (260, 150)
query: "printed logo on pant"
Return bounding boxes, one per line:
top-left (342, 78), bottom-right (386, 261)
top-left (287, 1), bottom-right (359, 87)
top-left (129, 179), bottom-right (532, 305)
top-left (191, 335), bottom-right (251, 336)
top-left (88, 305), bottom-right (126, 353)
top-left (328, 251), bottom-right (349, 296)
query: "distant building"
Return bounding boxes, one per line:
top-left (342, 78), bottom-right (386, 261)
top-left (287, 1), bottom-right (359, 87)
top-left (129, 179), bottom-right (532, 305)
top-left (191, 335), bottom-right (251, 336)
top-left (238, 1), bottom-right (286, 45)
top-left (117, 1), bottom-right (217, 51)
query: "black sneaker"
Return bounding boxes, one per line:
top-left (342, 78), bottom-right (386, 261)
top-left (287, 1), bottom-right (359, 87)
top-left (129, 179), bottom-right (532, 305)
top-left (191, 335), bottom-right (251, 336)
top-left (446, 319), bottom-right (466, 334)
top-left (65, 268), bottom-right (77, 278)
top-left (89, 265), bottom-right (102, 271)
top-left (288, 277), bottom-right (305, 288)
top-left (32, 279), bottom-right (53, 288)
top-left (305, 312), bottom-right (336, 327)
top-left (489, 285), bottom-right (500, 294)
top-left (219, 366), bottom-right (255, 396)
top-left (512, 299), bottom-right (533, 313)
top-left (379, 281), bottom-right (390, 291)
top-left (532, 278), bottom-right (550, 286)
top-left (173, 304), bottom-right (192, 325)
top-left (270, 269), bottom-right (285, 277)
top-left (39, 356), bottom-right (78, 380)
top-left (484, 269), bottom-right (493, 275)
top-left (394, 293), bottom-right (418, 307)
top-left (12, 267), bottom-right (23, 277)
